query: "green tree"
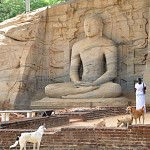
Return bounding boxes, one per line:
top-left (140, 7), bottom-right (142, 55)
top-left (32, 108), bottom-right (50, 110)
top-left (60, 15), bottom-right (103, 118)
top-left (30, 0), bottom-right (49, 11)
top-left (0, 0), bottom-right (25, 22)
top-left (0, 0), bottom-right (65, 22)
top-left (47, 0), bottom-right (65, 5)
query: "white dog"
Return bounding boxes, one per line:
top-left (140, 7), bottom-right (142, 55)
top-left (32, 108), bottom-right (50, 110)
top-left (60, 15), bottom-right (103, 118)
top-left (10, 124), bottom-right (46, 150)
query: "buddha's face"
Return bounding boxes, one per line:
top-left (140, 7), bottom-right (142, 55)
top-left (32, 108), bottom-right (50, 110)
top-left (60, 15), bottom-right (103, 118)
top-left (84, 17), bottom-right (102, 37)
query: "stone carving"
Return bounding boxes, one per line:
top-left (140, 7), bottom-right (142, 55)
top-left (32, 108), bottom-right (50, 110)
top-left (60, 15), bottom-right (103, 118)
top-left (0, 0), bottom-right (149, 108)
top-left (45, 14), bottom-right (122, 99)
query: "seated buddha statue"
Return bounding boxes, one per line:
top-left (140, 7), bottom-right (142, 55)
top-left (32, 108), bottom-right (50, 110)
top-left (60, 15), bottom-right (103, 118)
top-left (45, 14), bottom-right (122, 99)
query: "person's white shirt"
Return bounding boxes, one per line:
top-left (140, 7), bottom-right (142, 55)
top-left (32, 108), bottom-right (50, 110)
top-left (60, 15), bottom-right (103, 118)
top-left (135, 82), bottom-right (146, 95)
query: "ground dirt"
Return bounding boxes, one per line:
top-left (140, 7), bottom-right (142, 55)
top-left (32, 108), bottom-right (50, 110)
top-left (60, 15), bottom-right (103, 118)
top-left (48, 113), bottom-right (150, 132)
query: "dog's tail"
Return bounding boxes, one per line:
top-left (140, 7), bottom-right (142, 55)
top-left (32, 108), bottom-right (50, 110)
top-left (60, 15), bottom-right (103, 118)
top-left (10, 136), bottom-right (19, 148)
top-left (141, 106), bottom-right (145, 113)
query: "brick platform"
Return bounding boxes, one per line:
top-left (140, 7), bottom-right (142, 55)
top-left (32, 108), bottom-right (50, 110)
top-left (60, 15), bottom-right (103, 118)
top-left (0, 106), bottom-right (150, 149)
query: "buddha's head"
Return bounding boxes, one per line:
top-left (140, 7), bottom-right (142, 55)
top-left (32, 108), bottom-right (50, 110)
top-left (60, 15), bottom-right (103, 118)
top-left (84, 14), bottom-right (103, 37)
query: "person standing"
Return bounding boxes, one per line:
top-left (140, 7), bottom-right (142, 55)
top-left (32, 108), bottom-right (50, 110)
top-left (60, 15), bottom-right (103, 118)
top-left (135, 78), bottom-right (146, 112)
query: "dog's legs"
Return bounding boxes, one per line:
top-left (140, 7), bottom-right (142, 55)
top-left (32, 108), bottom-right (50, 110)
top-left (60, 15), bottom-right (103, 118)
top-left (127, 123), bottom-right (129, 128)
top-left (33, 143), bottom-right (36, 150)
top-left (139, 117), bottom-right (141, 124)
top-left (20, 146), bottom-right (24, 150)
top-left (37, 142), bottom-right (41, 150)
top-left (20, 144), bottom-right (25, 150)
top-left (135, 119), bottom-right (137, 124)
top-left (24, 142), bottom-right (27, 150)
top-left (143, 114), bottom-right (145, 124)
top-left (20, 140), bottom-right (26, 150)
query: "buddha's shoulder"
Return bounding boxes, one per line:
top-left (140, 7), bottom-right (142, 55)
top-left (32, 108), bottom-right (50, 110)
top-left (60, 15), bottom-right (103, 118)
top-left (100, 37), bottom-right (115, 46)
top-left (73, 38), bottom-right (86, 47)
top-left (72, 36), bottom-right (116, 49)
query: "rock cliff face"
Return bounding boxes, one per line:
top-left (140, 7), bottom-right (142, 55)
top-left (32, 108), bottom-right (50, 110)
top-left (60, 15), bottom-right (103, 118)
top-left (0, 8), bottom-right (47, 109)
top-left (0, 0), bottom-right (149, 109)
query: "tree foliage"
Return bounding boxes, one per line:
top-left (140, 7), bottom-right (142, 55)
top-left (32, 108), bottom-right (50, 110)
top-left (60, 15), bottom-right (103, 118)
top-left (0, 0), bottom-right (65, 22)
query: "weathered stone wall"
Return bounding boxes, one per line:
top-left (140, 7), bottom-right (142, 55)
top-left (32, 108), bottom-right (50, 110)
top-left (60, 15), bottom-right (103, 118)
top-left (58, 106), bottom-right (128, 121)
top-left (0, 0), bottom-right (149, 108)
top-left (0, 8), bottom-right (48, 108)
top-left (0, 115), bottom-right (69, 129)
top-left (144, 7), bottom-right (150, 104)
top-left (45, 0), bottom-right (149, 98)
